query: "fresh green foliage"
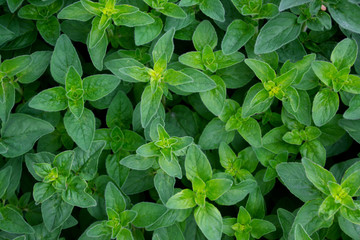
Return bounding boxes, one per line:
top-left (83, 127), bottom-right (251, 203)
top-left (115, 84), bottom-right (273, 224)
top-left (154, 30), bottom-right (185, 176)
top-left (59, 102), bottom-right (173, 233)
top-left (0, 0), bottom-right (360, 239)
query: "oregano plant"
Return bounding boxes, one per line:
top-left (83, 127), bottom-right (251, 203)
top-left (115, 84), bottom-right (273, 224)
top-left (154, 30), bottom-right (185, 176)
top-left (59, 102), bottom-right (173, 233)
top-left (0, 0), bottom-right (360, 239)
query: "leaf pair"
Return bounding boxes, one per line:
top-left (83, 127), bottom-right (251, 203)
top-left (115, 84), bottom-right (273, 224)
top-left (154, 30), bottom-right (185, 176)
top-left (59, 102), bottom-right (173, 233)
top-left (124, 124), bottom-right (193, 178)
top-left (311, 38), bottom-right (359, 126)
top-left (179, 20), bottom-right (245, 73)
top-left (302, 158), bottom-right (360, 224)
top-left (166, 145), bottom-right (233, 240)
top-left (223, 206), bottom-right (275, 240)
top-left (86, 182), bottom-right (136, 240)
top-left (244, 58), bottom-right (299, 117)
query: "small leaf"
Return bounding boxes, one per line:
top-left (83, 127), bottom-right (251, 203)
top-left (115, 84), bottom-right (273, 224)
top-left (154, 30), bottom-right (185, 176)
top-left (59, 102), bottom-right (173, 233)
top-left (140, 85), bottom-right (163, 128)
top-left (222, 19), bottom-right (255, 55)
top-left (331, 38), bottom-right (358, 70)
top-left (255, 12), bottom-right (301, 54)
top-left (63, 108), bottom-right (95, 151)
top-left (194, 203), bottom-right (223, 240)
top-left (185, 144), bottom-right (212, 182)
top-left (51, 34), bottom-right (83, 84)
top-left (153, 28), bottom-right (175, 63)
top-left (312, 88), bottom-right (339, 127)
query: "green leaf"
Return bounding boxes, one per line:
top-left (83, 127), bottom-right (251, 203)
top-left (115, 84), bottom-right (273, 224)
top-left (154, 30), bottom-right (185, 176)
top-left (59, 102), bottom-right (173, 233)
top-left (328, 0), bottom-right (360, 34)
top-left (53, 151), bottom-right (74, 177)
top-left (179, 51), bottom-right (205, 70)
top-left (205, 178), bottom-right (233, 201)
top-left (311, 61), bottom-right (337, 87)
top-left (242, 83), bottom-right (273, 118)
top-left (160, 2), bottom-right (186, 19)
top-left (300, 140), bottom-right (326, 166)
top-left (106, 155), bottom-right (129, 188)
top-left (88, 17), bottom-right (107, 49)
top-left (1, 114), bottom-right (54, 158)
top-left (17, 51), bottom-right (52, 84)
top-left (113, 11), bottom-right (154, 27)
top-left (106, 90), bottom-right (133, 129)
top-left (301, 158), bottom-right (336, 195)
top-left (1, 55), bottom-right (31, 77)
top-left (331, 38), bottom-right (358, 70)
top-left (131, 202), bottom-right (167, 228)
top-left (262, 126), bottom-right (298, 154)
top-left (120, 155), bottom-right (155, 171)
top-left (141, 85), bottom-right (163, 128)
top-left (57, 2), bottom-right (94, 21)
top-left (0, 206), bottom-right (34, 234)
top-left (198, 118), bottom-right (235, 150)
top-left (338, 118), bottom-right (360, 144)
top-left (199, 75), bottom-right (226, 116)
top-left (276, 162), bottom-right (323, 202)
top-left (153, 28), bottom-right (175, 63)
top-left (154, 170), bottom-right (175, 204)
top-left (342, 74), bottom-right (360, 94)
top-left (289, 199), bottom-right (333, 239)
top-left (318, 195), bottom-right (341, 220)
top-left (174, 68), bottom-right (216, 93)
top-left (279, 0), bottom-right (311, 11)
top-left (277, 208), bottom-right (294, 240)
top-left (222, 19), bottom-right (255, 55)
top-left (72, 141), bottom-right (106, 181)
top-left (344, 95), bottom-right (360, 120)
top-left (135, 16), bottom-right (163, 46)
top-left (294, 224), bottom-right (312, 240)
top-left (137, 142), bottom-right (160, 157)
top-left (33, 182), bottom-right (56, 203)
top-left (219, 142), bottom-right (236, 170)
top-left (312, 88), bottom-right (339, 127)
top-left (6, 0), bottom-right (24, 13)
top-left (194, 203), bottom-right (223, 240)
top-left (275, 68), bottom-right (298, 89)
top-left (340, 206), bottom-right (360, 225)
top-left (0, 81), bottom-right (15, 123)
top-left (83, 75), bottom-right (120, 101)
top-left (37, 16), bottom-right (60, 46)
top-left (117, 227), bottom-right (133, 239)
top-left (192, 20), bottom-right (217, 51)
top-left (65, 69), bottom-right (84, 119)
top-left (254, 12), bottom-right (301, 54)
top-left (158, 155), bottom-right (182, 178)
top-left (216, 180), bottom-right (257, 206)
top-left (25, 152), bottom-right (54, 181)
top-left (63, 108), bottom-right (95, 151)
top-left (50, 34), bottom-right (83, 84)
top-left (29, 87), bottom-right (68, 112)
top-left (163, 69), bottom-right (193, 86)
top-left (341, 170), bottom-right (360, 196)
top-left (199, 0), bottom-right (225, 22)
top-left (42, 194), bottom-right (73, 232)
top-left (88, 33), bottom-right (108, 71)
top-left (214, 51), bottom-right (245, 70)
top-left (283, 86), bottom-right (300, 112)
top-left (0, 166), bottom-right (12, 199)
top-left (105, 182), bottom-right (126, 214)
top-left (62, 176), bottom-right (96, 208)
top-left (86, 221), bottom-right (112, 237)
top-left (237, 117), bottom-right (262, 148)
top-left (250, 219), bottom-right (276, 239)
top-left (283, 90), bottom-right (312, 126)
top-left (185, 144), bottom-right (212, 182)
top-left (0, 25), bottom-right (15, 46)
top-left (246, 187), bottom-right (265, 219)
top-left (166, 189), bottom-right (196, 209)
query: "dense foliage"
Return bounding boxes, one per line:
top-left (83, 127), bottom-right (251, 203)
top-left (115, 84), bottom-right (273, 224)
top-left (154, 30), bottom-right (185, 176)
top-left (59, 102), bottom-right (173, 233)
top-left (0, 0), bottom-right (360, 239)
